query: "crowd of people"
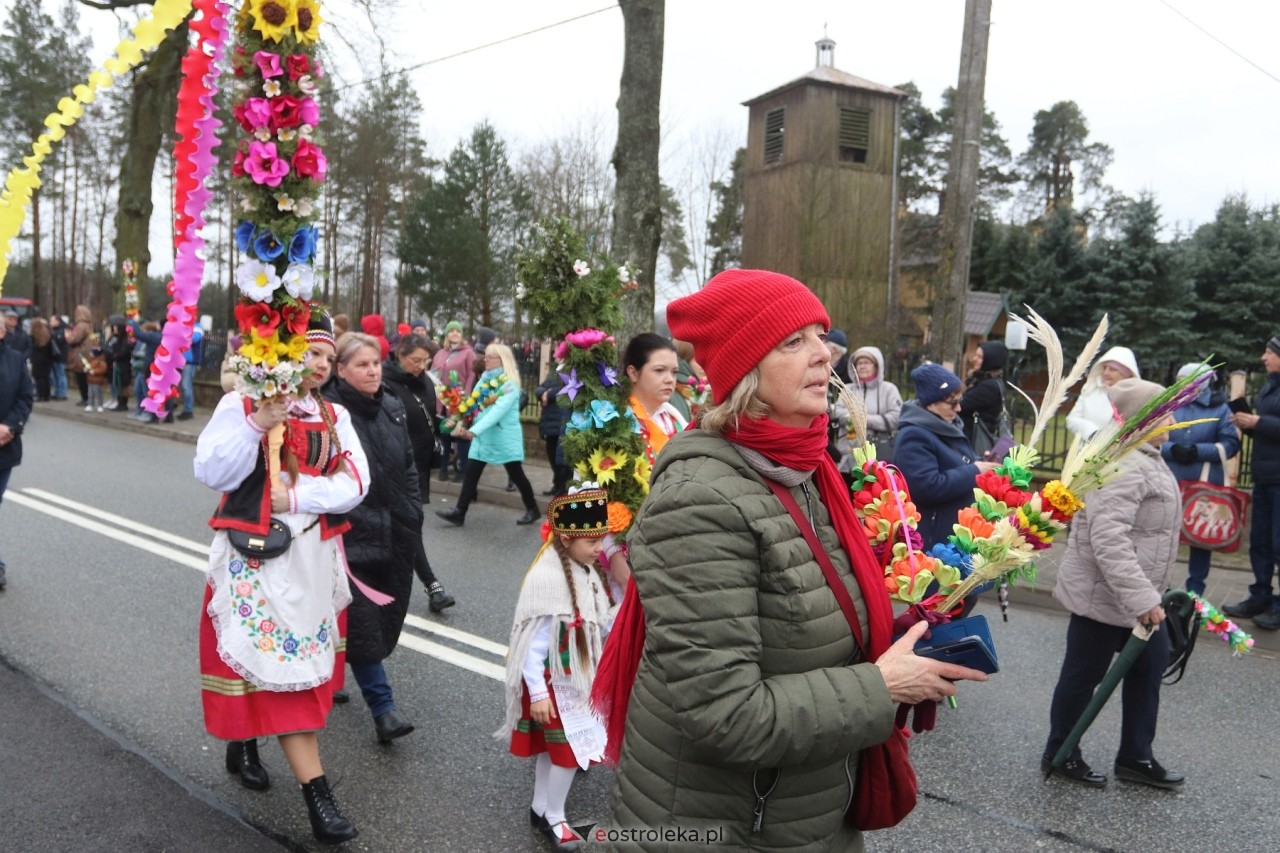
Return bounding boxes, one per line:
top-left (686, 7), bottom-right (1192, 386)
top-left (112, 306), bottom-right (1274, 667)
top-left (7, 282), bottom-right (1280, 850)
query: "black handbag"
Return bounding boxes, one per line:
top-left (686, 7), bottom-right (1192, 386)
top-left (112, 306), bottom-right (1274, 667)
top-left (227, 518), bottom-right (292, 559)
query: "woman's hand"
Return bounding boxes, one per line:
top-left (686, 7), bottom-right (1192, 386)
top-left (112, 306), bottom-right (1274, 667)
top-left (451, 424), bottom-right (472, 440)
top-left (608, 551), bottom-right (632, 586)
top-left (1232, 412), bottom-right (1259, 430)
top-left (974, 461), bottom-right (1000, 474)
top-left (1139, 605), bottom-right (1166, 627)
top-left (874, 621), bottom-right (988, 705)
top-left (270, 482), bottom-right (289, 513)
top-left (252, 397), bottom-right (287, 431)
top-left (529, 698), bottom-right (556, 726)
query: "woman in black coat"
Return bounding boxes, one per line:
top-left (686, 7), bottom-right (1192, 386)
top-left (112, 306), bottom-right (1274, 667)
top-left (382, 333), bottom-right (455, 612)
top-left (325, 332), bottom-right (422, 744)
top-left (960, 340), bottom-right (1008, 456)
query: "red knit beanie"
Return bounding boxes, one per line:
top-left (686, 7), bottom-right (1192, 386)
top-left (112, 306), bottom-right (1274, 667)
top-left (666, 269), bottom-right (830, 405)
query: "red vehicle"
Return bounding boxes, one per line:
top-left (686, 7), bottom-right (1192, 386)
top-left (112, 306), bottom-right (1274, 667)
top-left (0, 297), bottom-right (34, 319)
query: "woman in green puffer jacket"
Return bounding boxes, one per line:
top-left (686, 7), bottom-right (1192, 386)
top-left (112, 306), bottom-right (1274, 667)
top-left (598, 270), bottom-right (988, 852)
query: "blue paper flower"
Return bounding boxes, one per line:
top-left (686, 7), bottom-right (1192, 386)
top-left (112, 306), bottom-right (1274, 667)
top-left (288, 224), bottom-right (317, 264)
top-left (928, 542), bottom-right (973, 577)
top-left (253, 228), bottom-right (285, 262)
top-left (235, 220), bottom-right (256, 253)
top-left (558, 368), bottom-right (584, 402)
top-left (589, 399), bottom-right (620, 428)
top-left (624, 408), bottom-right (641, 433)
top-left (566, 410), bottom-right (593, 434)
top-left (597, 362), bottom-right (619, 387)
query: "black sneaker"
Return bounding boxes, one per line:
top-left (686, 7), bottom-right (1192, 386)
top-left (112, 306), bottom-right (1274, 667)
top-left (1253, 606), bottom-right (1280, 630)
top-left (1222, 597), bottom-right (1271, 619)
top-left (176, 411), bottom-right (194, 421)
top-left (427, 582), bottom-right (456, 612)
top-left (1114, 757), bottom-right (1184, 789)
top-left (1042, 755), bottom-right (1106, 787)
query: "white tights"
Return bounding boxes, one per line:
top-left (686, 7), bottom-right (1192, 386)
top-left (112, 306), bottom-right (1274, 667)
top-left (531, 753), bottom-right (577, 826)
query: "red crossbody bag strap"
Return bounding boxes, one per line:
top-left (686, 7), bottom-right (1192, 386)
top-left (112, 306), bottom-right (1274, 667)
top-left (764, 478), bottom-right (865, 654)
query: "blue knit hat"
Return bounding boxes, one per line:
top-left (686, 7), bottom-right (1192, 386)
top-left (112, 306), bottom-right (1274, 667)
top-left (827, 329), bottom-right (848, 349)
top-left (912, 362), bottom-right (963, 406)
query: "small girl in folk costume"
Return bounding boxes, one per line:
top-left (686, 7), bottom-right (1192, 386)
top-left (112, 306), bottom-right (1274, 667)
top-left (500, 485), bottom-right (618, 852)
top-left (194, 313), bottom-right (372, 845)
top-left (84, 337), bottom-right (108, 412)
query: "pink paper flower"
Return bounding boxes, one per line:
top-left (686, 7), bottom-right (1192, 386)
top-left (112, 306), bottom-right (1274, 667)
top-left (236, 97), bottom-right (273, 132)
top-left (244, 141), bottom-right (290, 187)
top-left (291, 139), bottom-right (327, 181)
top-left (298, 96), bottom-right (319, 127)
top-left (565, 328), bottom-right (614, 350)
top-left (253, 50), bottom-right (283, 79)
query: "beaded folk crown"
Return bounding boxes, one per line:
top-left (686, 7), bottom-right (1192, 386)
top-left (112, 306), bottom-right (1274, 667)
top-left (546, 489), bottom-right (610, 539)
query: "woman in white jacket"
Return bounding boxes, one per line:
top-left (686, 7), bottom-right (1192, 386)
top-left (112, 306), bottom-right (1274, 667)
top-left (1066, 346), bottom-right (1140, 440)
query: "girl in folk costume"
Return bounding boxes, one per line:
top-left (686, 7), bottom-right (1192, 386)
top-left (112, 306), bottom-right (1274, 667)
top-left (500, 485), bottom-right (618, 852)
top-left (193, 313), bottom-right (371, 845)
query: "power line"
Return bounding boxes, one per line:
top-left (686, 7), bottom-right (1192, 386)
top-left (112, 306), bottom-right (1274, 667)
top-left (1157, 0), bottom-right (1280, 87)
top-left (327, 4), bottom-right (619, 95)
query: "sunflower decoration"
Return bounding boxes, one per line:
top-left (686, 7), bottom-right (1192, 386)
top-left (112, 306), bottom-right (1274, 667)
top-left (224, 0), bottom-right (329, 399)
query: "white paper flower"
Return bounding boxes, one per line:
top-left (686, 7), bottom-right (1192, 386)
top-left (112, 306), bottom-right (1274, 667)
top-left (617, 265), bottom-right (630, 282)
top-left (282, 263), bottom-right (316, 300)
top-left (573, 259), bottom-right (591, 277)
top-left (298, 74), bottom-right (318, 95)
top-left (263, 80), bottom-right (281, 98)
top-left (298, 124), bottom-right (315, 141)
top-left (253, 127), bottom-right (272, 142)
top-left (277, 128), bottom-right (296, 142)
top-left (274, 192), bottom-right (295, 212)
top-left (515, 282), bottom-right (527, 300)
top-left (236, 259), bottom-right (281, 302)
top-left (294, 197), bottom-right (314, 217)
top-left (240, 195), bottom-right (255, 212)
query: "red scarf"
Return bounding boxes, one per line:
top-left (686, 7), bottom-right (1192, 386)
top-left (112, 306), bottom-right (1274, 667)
top-left (591, 414), bottom-right (894, 764)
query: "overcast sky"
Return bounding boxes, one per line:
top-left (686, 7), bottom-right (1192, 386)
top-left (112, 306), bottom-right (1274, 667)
top-left (68, 0), bottom-right (1280, 273)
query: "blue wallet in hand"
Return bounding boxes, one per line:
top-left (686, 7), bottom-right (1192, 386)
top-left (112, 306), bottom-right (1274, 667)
top-left (913, 614), bottom-right (1000, 674)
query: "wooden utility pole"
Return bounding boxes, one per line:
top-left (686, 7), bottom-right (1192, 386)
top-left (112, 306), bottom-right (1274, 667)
top-left (934, 0), bottom-right (991, 368)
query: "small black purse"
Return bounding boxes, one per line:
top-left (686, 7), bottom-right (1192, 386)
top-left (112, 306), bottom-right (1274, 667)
top-left (227, 518), bottom-right (292, 560)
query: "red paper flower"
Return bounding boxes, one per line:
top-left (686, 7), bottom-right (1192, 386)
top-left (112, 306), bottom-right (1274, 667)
top-left (271, 95), bottom-right (305, 129)
top-left (235, 302), bottom-right (282, 338)
top-left (975, 470), bottom-right (1032, 507)
top-left (279, 302), bottom-right (311, 337)
top-left (291, 139), bottom-right (327, 181)
top-left (286, 53), bottom-right (311, 80)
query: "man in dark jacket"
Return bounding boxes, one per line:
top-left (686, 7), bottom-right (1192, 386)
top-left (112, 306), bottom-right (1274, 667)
top-left (3, 310), bottom-right (30, 363)
top-left (1225, 336), bottom-right (1280, 629)
top-left (534, 370), bottom-right (570, 496)
top-left (0, 317), bottom-right (35, 589)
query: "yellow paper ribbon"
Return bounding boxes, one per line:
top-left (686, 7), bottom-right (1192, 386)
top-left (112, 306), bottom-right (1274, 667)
top-left (0, 0), bottom-right (193, 294)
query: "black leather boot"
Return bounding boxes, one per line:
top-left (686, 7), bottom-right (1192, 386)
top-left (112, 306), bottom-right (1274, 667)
top-left (225, 740), bottom-right (270, 790)
top-left (435, 507), bottom-right (465, 526)
top-left (301, 774), bottom-right (358, 844)
top-left (516, 506), bottom-right (540, 525)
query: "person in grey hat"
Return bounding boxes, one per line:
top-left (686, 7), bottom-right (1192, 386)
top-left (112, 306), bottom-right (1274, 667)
top-left (3, 310), bottom-right (30, 364)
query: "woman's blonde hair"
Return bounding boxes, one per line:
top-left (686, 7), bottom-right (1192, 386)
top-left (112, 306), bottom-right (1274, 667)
top-left (335, 331), bottom-right (379, 367)
top-left (697, 367), bottom-right (770, 434)
top-left (486, 342), bottom-right (519, 379)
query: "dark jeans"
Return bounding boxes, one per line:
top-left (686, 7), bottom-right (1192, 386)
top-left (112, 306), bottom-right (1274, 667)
top-left (1185, 546), bottom-right (1211, 596)
top-left (456, 459), bottom-right (536, 514)
top-left (1248, 482), bottom-right (1280, 606)
top-left (74, 370), bottom-right (88, 404)
top-left (0, 466), bottom-right (11, 565)
top-left (410, 530), bottom-right (437, 589)
top-left (350, 661), bottom-right (395, 718)
top-left (438, 435), bottom-right (470, 475)
top-left (1046, 613), bottom-right (1170, 764)
top-left (543, 435), bottom-right (571, 495)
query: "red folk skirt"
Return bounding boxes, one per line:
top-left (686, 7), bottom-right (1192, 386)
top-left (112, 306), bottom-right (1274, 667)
top-left (199, 585), bottom-right (346, 741)
top-left (509, 673), bottom-right (596, 770)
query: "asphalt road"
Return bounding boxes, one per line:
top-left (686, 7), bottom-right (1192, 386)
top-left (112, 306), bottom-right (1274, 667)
top-left (0, 413), bottom-right (1276, 852)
